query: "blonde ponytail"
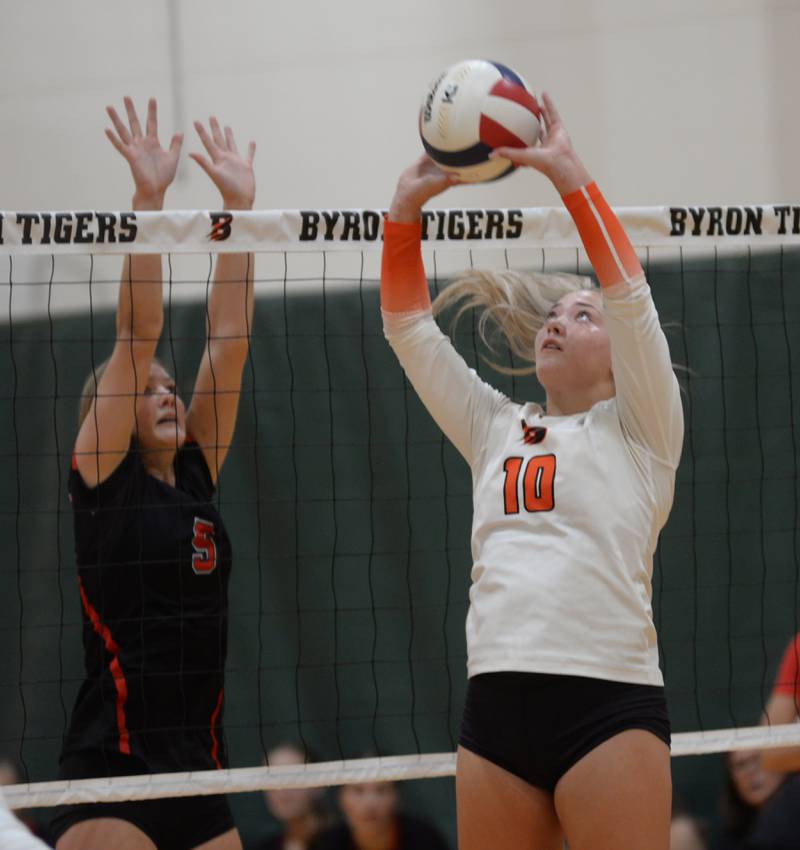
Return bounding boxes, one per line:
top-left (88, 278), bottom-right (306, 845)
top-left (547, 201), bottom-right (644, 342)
top-left (432, 269), bottom-right (593, 375)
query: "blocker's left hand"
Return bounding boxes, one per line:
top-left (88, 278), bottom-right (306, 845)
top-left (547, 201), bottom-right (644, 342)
top-left (190, 117), bottom-right (256, 210)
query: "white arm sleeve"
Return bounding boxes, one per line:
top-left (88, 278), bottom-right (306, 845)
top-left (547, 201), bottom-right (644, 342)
top-left (0, 791), bottom-right (51, 850)
top-left (603, 276), bottom-right (684, 467)
top-left (382, 309), bottom-right (508, 465)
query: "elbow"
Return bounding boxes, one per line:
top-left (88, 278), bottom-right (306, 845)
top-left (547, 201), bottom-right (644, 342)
top-left (119, 315), bottom-right (163, 346)
top-left (210, 335), bottom-right (251, 369)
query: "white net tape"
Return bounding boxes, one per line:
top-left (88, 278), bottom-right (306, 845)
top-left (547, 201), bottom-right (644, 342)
top-left (4, 725), bottom-right (800, 809)
top-left (1, 204), bottom-right (797, 256)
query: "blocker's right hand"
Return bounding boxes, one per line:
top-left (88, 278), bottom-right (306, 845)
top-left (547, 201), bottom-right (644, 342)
top-left (105, 96), bottom-right (183, 210)
top-left (388, 154), bottom-right (460, 223)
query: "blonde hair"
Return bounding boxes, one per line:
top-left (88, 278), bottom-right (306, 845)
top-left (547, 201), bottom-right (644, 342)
top-left (78, 356), bottom-right (166, 427)
top-left (432, 269), bottom-right (594, 375)
top-left (78, 359), bottom-right (110, 427)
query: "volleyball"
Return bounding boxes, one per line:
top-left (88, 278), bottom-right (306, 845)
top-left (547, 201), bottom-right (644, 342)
top-left (419, 59), bottom-right (541, 183)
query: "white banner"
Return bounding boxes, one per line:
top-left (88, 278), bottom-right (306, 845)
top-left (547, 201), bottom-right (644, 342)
top-left (0, 204), bottom-right (798, 255)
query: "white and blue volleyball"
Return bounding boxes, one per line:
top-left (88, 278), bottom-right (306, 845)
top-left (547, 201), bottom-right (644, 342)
top-left (419, 59), bottom-right (541, 183)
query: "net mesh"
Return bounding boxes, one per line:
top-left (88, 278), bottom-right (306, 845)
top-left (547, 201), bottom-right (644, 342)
top-left (0, 206), bottom-right (799, 811)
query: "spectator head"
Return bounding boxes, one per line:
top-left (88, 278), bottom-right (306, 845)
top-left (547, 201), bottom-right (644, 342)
top-left (721, 748), bottom-right (785, 839)
top-left (263, 742), bottom-right (325, 825)
top-left (0, 758), bottom-right (21, 786)
top-left (669, 812), bottom-right (708, 850)
top-left (727, 749), bottom-right (783, 807)
top-left (338, 780), bottom-right (399, 845)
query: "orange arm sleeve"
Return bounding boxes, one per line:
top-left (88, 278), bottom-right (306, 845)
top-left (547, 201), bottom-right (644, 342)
top-left (381, 218), bottom-right (431, 313)
top-left (774, 634), bottom-right (800, 699)
top-left (562, 182), bottom-right (643, 288)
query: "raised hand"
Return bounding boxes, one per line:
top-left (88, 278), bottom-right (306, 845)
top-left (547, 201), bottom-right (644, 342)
top-left (105, 97), bottom-right (183, 210)
top-left (190, 117), bottom-right (256, 210)
top-left (388, 154), bottom-right (460, 223)
top-left (492, 92), bottom-right (591, 195)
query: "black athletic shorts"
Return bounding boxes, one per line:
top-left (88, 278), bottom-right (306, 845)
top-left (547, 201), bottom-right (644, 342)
top-left (459, 671), bottom-right (670, 792)
top-left (49, 750), bottom-right (236, 850)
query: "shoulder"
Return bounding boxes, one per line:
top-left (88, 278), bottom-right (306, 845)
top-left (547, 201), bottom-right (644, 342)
top-left (69, 442), bottom-right (143, 505)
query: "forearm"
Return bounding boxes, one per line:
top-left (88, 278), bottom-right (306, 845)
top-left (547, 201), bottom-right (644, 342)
top-left (562, 179), bottom-right (643, 287)
top-left (206, 252), bottom-right (255, 354)
top-left (381, 219), bottom-right (431, 313)
top-left (116, 193), bottom-right (165, 342)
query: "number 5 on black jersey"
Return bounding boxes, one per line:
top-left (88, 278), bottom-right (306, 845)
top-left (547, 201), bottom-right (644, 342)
top-left (192, 517), bottom-right (218, 574)
top-left (503, 455), bottom-right (556, 514)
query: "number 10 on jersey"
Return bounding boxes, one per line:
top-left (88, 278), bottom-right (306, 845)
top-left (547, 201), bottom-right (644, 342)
top-left (503, 455), bottom-right (556, 514)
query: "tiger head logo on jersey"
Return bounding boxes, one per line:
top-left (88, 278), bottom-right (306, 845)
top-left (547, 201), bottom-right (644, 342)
top-left (521, 419), bottom-right (547, 445)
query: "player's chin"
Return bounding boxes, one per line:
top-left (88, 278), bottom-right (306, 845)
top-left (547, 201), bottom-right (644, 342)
top-left (535, 355), bottom-right (565, 385)
top-left (151, 422), bottom-right (187, 450)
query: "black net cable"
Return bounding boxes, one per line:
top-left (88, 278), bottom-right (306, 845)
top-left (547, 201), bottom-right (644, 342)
top-left (432, 251), bottom-right (456, 750)
top-left (240, 251), bottom-right (268, 759)
top-left (355, 251), bottom-right (382, 754)
top-left (166, 253), bottom-right (187, 765)
top-left (401, 301), bottom-right (421, 759)
top-left (321, 251), bottom-right (345, 759)
top-left (46, 253), bottom-right (69, 746)
top-left (282, 252), bottom-right (308, 762)
top-left (745, 246), bottom-right (771, 714)
top-left (88, 252), bottom-right (115, 776)
top-left (8, 255), bottom-right (28, 780)
top-left (647, 246), bottom-right (668, 693)
top-left (678, 246), bottom-right (705, 730)
top-left (779, 245), bottom-right (800, 717)
top-left (712, 246), bottom-right (737, 727)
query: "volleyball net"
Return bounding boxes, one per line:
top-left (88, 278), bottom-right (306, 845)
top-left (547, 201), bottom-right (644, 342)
top-left (1, 204), bottom-right (799, 810)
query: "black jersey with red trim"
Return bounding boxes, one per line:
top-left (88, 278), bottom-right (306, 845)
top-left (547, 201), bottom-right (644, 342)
top-left (62, 441), bottom-right (232, 773)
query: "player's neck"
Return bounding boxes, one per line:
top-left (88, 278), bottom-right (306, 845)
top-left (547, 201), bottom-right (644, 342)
top-left (141, 450), bottom-right (177, 486)
top-left (545, 380), bottom-right (615, 416)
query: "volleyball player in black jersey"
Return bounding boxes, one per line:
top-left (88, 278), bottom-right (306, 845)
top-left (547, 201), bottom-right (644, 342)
top-left (51, 97), bottom-right (255, 850)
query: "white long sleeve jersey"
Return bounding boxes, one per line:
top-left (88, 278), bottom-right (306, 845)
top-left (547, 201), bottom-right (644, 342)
top-left (383, 275), bottom-right (683, 686)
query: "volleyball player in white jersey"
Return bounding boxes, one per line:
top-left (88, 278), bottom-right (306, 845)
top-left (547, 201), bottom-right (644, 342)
top-left (381, 93), bottom-right (683, 850)
top-left (0, 791), bottom-right (52, 850)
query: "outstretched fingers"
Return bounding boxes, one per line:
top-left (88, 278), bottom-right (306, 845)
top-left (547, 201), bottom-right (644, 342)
top-left (169, 132), bottom-right (184, 156)
top-left (194, 119), bottom-right (220, 162)
top-left (123, 95), bottom-right (143, 139)
top-left (145, 97), bottom-right (158, 139)
top-left (209, 116), bottom-right (226, 150)
top-left (224, 125), bottom-right (238, 154)
top-left (539, 91), bottom-right (562, 131)
top-left (106, 104), bottom-right (132, 147)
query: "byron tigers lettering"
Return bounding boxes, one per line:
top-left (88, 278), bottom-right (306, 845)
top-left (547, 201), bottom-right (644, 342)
top-left (297, 208), bottom-right (524, 242)
top-left (14, 211), bottom-right (137, 245)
